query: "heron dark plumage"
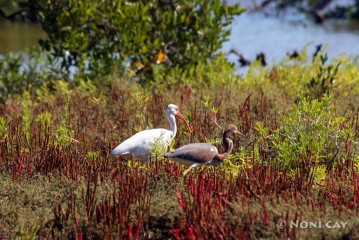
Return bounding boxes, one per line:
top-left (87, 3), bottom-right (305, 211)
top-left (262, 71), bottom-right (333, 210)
top-left (164, 124), bottom-right (240, 175)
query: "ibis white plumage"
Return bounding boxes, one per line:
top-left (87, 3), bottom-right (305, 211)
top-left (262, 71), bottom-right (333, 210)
top-left (111, 104), bottom-right (188, 161)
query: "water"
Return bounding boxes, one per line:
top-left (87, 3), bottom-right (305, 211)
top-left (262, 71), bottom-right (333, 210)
top-left (1, 11), bottom-right (359, 73)
top-left (0, 18), bottom-right (46, 53)
top-left (222, 12), bottom-right (359, 74)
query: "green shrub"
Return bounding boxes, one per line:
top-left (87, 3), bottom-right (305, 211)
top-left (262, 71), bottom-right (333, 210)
top-left (152, 53), bottom-right (237, 89)
top-left (306, 53), bottom-right (340, 99)
top-left (0, 47), bottom-right (61, 101)
top-left (35, 0), bottom-right (243, 83)
top-left (271, 94), bottom-right (352, 174)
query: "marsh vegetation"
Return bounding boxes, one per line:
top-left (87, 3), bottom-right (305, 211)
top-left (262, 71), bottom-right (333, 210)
top-left (1, 0), bottom-right (359, 239)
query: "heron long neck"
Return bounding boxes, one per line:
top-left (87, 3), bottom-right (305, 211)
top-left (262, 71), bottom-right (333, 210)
top-left (214, 132), bottom-right (234, 162)
top-left (167, 114), bottom-right (177, 136)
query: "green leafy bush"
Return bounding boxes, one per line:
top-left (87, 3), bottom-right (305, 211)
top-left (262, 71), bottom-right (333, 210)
top-left (34, 0), bottom-right (243, 83)
top-left (306, 54), bottom-right (340, 99)
top-left (271, 95), bottom-right (352, 173)
top-left (0, 47), bottom-right (61, 101)
top-left (152, 53), bottom-right (237, 89)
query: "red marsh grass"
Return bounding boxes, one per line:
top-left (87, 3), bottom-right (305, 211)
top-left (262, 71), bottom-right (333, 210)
top-left (0, 80), bottom-right (359, 239)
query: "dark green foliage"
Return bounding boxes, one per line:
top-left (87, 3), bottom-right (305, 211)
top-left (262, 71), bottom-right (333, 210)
top-left (0, 0), bottom-right (39, 21)
top-left (34, 0), bottom-right (243, 83)
top-left (351, 0), bottom-right (359, 19)
top-left (307, 54), bottom-right (341, 99)
top-left (0, 0), bottom-right (27, 18)
top-left (0, 47), bottom-right (65, 101)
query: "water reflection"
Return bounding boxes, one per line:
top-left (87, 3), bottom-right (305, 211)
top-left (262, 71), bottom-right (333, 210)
top-left (0, 18), bottom-right (46, 53)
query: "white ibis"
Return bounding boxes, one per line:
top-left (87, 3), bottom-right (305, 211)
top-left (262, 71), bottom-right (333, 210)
top-left (111, 104), bottom-right (188, 161)
top-left (164, 124), bottom-right (239, 175)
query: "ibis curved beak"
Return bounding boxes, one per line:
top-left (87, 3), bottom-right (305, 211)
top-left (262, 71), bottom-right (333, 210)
top-left (175, 110), bottom-right (189, 128)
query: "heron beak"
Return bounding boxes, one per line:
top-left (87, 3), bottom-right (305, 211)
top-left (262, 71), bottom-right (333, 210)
top-left (176, 110), bottom-right (189, 128)
top-left (234, 129), bottom-right (241, 135)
